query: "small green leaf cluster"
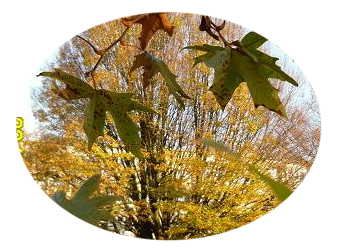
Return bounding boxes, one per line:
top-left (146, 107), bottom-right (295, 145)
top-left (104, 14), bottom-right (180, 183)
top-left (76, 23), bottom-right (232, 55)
top-left (52, 174), bottom-right (122, 225)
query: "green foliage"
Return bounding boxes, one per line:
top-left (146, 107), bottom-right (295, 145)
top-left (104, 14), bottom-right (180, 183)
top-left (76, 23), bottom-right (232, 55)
top-left (232, 49), bottom-right (287, 116)
top-left (199, 138), bottom-right (233, 153)
top-left (97, 89), bottom-right (156, 159)
top-left (241, 31), bottom-right (267, 50)
top-left (185, 32), bottom-right (298, 117)
top-left (83, 89), bottom-right (156, 158)
top-left (38, 70), bottom-right (156, 158)
top-left (200, 138), bottom-right (292, 202)
top-left (185, 44), bottom-right (229, 68)
top-left (38, 69), bottom-right (94, 100)
top-left (184, 44), bottom-right (235, 108)
top-left (52, 174), bottom-right (122, 225)
top-left (83, 92), bottom-right (106, 150)
top-left (130, 52), bottom-right (191, 108)
top-left (240, 32), bottom-right (298, 85)
top-left (249, 165), bottom-right (292, 202)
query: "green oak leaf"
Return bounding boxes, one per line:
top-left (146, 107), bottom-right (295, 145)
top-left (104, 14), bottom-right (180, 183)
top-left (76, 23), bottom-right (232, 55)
top-left (240, 32), bottom-right (298, 86)
top-left (38, 69), bottom-right (156, 158)
top-left (241, 31), bottom-right (267, 51)
top-left (200, 139), bottom-right (292, 202)
top-left (37, 68), bottom-right (95, 100)
top-left (130, 52), bottom-right (191, 108)
top-left (232, 49), bottom-right (287, 117)
top-left (97, 89), bottom-right (156, 159)
top-left (52, 174), bottom-right (122, 225)
top-left (184, 44), bottom-right (239, 108)
top-left (83, 92), bottom-right (107, 150)
top-left (186, 32), bottom-right (298, 117)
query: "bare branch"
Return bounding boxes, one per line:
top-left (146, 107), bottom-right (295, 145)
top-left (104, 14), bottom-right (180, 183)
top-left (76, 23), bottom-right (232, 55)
top-left (77, 27), bottom-right (131, 87)
top-left (76, 35), bottom-right (102, 55)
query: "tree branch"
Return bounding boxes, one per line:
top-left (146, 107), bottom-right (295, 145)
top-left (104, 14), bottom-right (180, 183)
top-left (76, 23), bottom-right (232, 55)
top-left (76, 27), bottom-right (131, 88)
top-left (76, 35), bottom-right (101, 55)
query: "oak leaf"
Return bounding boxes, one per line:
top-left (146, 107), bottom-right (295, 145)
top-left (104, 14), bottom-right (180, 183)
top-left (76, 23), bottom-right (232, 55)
top-left (130, 52), bottom-right (190, 108)
top-left (185, 32), bottom-right (298, 117)
top-left (97, 90), bottom-right (156, 159)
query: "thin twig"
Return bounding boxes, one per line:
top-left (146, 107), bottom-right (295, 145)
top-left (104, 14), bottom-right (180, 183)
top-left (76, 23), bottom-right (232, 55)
top-left (216, 30), bottom-right (230, 47)
top-left (89, 27), bottom-right (130, 77)
top-left (105, 27), bottom-right (130, 53)
top-left (76, 35), bottom-right (100, 54)
top-left (216, 20), bottom-right (226, 30)
top-left (77, 27), bottom-right (131, 88)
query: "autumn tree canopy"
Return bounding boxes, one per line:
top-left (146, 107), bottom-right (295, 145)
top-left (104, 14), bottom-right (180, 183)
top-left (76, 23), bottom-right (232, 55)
top-left (21, 13), bottom-right (320, 240)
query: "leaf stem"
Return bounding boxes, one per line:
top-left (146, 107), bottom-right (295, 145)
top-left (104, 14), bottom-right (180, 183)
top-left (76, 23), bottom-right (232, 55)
top-left (90, 71), bottom-right (97, 90)
top-left (209, 20), bottom-right (229, 47)
top-left (211, 25), bottom-right (230, 46)
top-left (216, 30), bottom-right (230, 47)
top-left (121, 42), bottom-right (142, 51)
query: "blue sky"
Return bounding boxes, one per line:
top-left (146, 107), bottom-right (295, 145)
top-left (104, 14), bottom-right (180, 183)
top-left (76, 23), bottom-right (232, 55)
top-left (16, 48), bottom-right (58, 133)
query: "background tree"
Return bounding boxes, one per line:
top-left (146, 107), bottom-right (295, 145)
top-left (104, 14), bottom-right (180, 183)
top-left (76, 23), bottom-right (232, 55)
top-left (21, 13), bottom-right (320, 239)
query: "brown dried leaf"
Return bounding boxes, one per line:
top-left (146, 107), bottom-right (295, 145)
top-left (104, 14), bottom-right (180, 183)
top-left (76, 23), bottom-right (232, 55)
top-left (122, 13), bottom-right (174, 49)
top-left (199, 16), bottom-right (219, 41)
